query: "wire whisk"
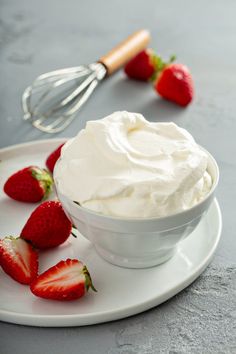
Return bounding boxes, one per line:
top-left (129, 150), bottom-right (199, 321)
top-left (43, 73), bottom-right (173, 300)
top-left (22, 30), bottom-right (150, 133)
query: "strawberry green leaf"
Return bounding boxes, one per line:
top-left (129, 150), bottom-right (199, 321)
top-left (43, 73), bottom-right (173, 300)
top-left (31, 167), bottom-right (53, 199)
top-left (83, 266), bottom-right (97, 292)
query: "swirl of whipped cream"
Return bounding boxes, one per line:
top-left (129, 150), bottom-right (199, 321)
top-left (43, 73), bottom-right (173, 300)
top-left (54, 111), bottom-right (212, 218)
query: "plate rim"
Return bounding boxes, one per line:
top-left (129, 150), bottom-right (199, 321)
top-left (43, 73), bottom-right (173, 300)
top-left (0, 138), bottom-right (68, 154)
top-left (0, 139), bottom-right (222, 327)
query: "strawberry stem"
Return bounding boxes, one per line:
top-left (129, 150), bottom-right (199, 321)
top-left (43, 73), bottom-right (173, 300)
top-left (169, 54), bottom-right (176, 63)
top-left (71, 227), bottom-right (77, 238)
top-left (83, 266), bottom-right (97, 292)
top-left (150, 53), bottom-right (177, 82)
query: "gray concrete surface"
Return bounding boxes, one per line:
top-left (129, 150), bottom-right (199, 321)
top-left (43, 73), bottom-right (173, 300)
top-left (0, 0), bottom-right (235, 353)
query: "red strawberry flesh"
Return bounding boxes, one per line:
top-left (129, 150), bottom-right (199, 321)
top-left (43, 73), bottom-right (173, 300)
top-left (30, 259), bottom-right (95, 301)
top-left (155, 63), bottom-right (194, 106)
top-left (46, 143), bottom-right (64, 173)
top-left (3, 166), bottom-right (53, 203)
top-left (0, 237), bottom-right (38, 284)
top-left (124, 49), bottom-right (155, 81)
top-left (20, 201), bottom-right (72, 249)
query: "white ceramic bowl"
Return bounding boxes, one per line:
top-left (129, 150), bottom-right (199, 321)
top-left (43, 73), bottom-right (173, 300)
top-left (55, 148), bottom-right (219, 269)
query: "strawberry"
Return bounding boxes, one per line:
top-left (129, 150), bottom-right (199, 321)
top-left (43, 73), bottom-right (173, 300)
top-left (4, 166), bottom-right (53, 203)
top-left (46, 143), bottom-right (64, 173)
top-left (124, 49), bottom-right (156, 81)
top-left (20, 200), bottom-right (72, 249)
top-left (154, 63), bottom-right (194, 107)
top-left (30, 259), bottom-right (96, 301)
top-left (0, 237), bottom-right (38, 284)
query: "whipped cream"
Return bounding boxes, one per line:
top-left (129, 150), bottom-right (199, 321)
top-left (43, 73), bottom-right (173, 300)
top-left (54, 111), bottom-right (212, 218)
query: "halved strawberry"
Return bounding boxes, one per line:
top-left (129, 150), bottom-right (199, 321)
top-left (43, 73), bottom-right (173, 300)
top-left (0, 237), bottom-right (38, 284)
top-left (46, 143), bottom-right (64, 173)
top-left (30, 259), bottom-right (96, 301)
top-left (4, 166), bottom-right (53, 203)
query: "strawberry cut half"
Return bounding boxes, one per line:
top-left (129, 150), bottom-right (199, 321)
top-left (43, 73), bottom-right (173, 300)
top-left (30, 259), bottom-right (96, 301)
top-left (0, 237), bottom-right (38, 284)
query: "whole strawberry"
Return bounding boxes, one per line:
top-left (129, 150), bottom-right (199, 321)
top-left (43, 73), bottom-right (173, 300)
top-left (0, 236), bottom-right (38, 284)
top-left (155, 63), bottom-right (194, 107)
top-left (20, 200), bottom-right (72, 249)
top-left (30, 258), bottom-right (96, 301)
top-left (46, 143), bottom-right (64, 174)
top-left (124, 49), bottom-right (156, 81)
top-left (4, 166), bottom-right (53, 203)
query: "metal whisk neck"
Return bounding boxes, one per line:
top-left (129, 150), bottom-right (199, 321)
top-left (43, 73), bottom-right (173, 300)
top-left (22, 62), bottom-right (107, 134)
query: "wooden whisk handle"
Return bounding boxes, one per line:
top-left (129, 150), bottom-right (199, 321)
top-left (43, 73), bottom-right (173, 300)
top-left (99, 29), bottom-right (151, 76)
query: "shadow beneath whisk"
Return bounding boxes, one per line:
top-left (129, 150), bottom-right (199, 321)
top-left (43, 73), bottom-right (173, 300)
top-left (110, 76), bottom-right (147, 96)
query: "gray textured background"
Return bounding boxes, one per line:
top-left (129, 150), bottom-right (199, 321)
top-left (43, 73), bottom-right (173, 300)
top-left (0, 0), bottom-right (236, 353)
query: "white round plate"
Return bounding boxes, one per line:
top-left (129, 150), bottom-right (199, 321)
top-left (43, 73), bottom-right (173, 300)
top-left (0, 139), bottom-right (222, 327)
